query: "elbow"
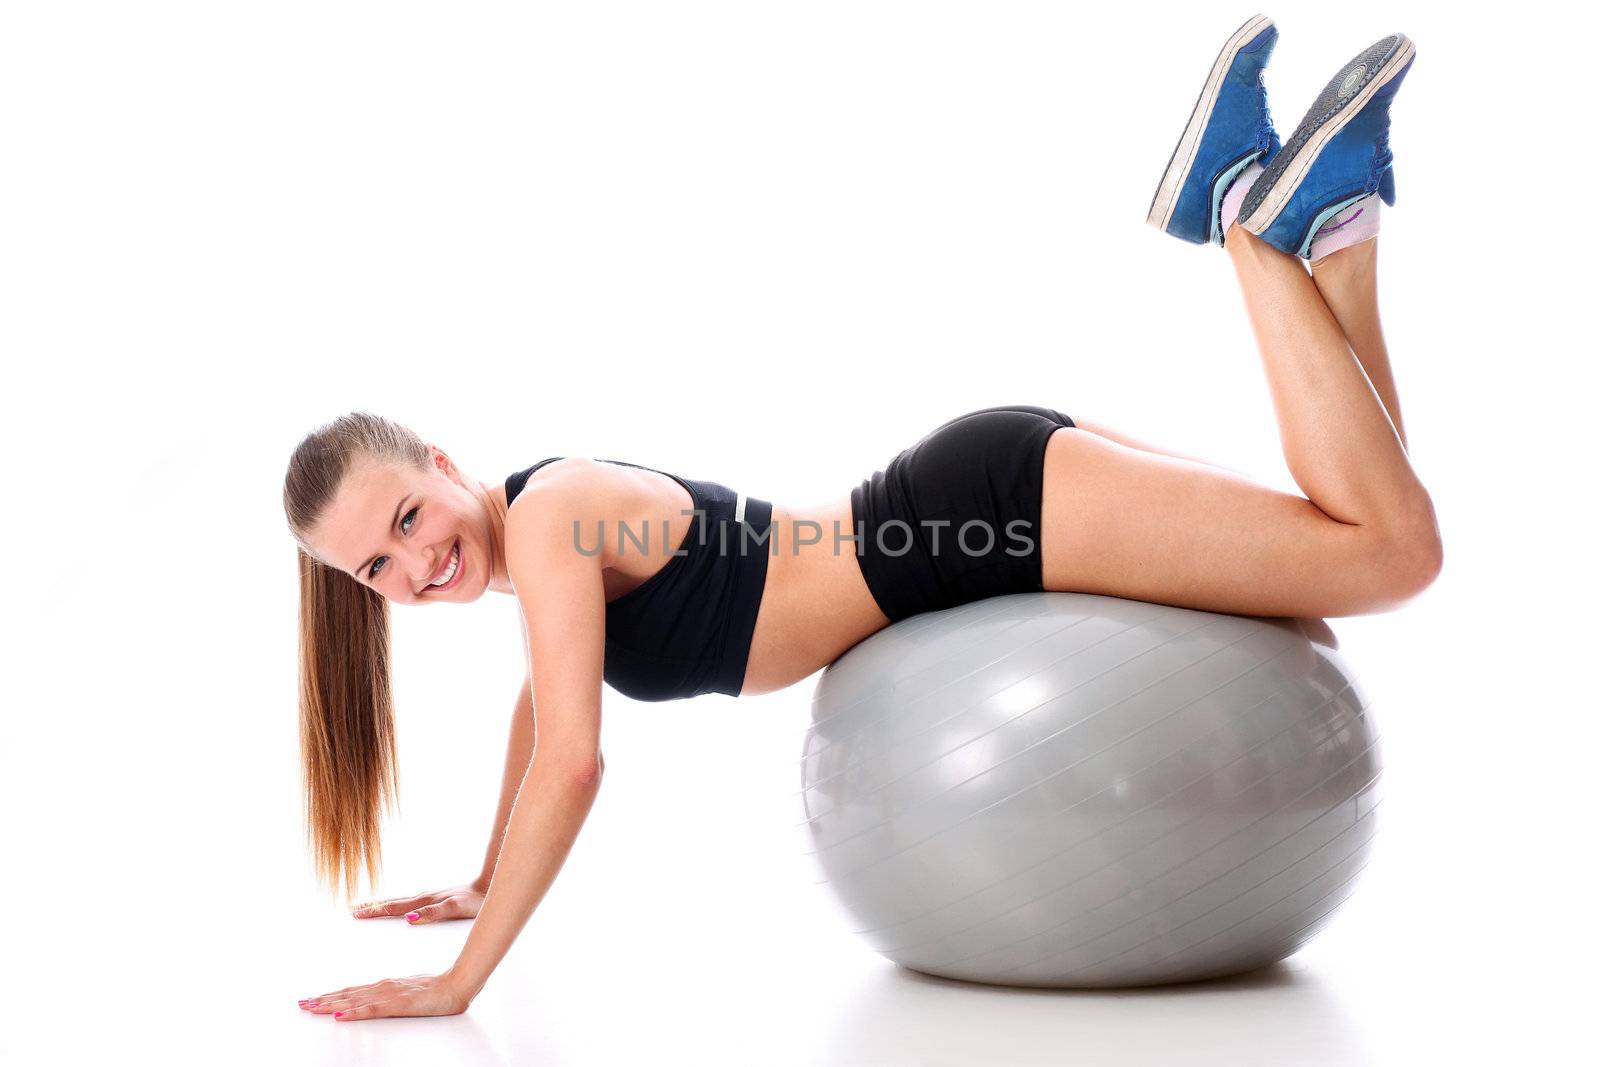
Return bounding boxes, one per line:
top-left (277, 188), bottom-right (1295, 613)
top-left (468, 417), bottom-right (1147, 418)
top-left (531, 749), bottom-right (603, 788)
top-left (570, 759), bottom-right (603, 789)
top-left (557, 753), bottom-right (602, 789)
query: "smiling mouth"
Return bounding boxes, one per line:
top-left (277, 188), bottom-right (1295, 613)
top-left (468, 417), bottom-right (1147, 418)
top-left (425, 538), bottom-right (463, 593)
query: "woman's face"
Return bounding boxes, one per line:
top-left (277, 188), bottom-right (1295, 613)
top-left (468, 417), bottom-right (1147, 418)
top-left (308, 447), bottom-right (496, 605)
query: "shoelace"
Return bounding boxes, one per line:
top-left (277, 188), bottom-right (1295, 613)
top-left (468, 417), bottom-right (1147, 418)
top-left (1314, 206), bottom-right (1365, 236)
top-left (1365, 124), bottom-right (1393, 195)
top-left (1254, 71), bottom-right (1277, 154)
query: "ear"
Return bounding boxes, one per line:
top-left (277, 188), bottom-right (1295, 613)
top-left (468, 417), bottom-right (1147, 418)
top-left (425, 443), bottom-right (458, 479)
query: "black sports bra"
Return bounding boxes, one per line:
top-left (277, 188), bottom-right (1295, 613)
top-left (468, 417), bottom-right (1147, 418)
top-left (504, 457), bottom-right (775, 702)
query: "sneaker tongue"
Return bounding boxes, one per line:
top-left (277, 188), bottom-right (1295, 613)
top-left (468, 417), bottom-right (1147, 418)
top-left (1378, 167), bottom-right (1396, 207)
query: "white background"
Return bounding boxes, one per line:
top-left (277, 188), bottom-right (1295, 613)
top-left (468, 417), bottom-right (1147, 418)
top-left (3, 2), bottom-right (1594, 1064)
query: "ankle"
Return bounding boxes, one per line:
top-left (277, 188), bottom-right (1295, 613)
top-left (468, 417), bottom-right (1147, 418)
top-left (1310, 234), bottom-right (1378, 272)
top-left (1226, 224), bottom-right (1311, 276)
top-left (1217, 160), bottom-right (1267, 242)
top-left (1225, 223), bottom-right (1272, 255)
top-left (1307, 196), bottom-right (1381, 263)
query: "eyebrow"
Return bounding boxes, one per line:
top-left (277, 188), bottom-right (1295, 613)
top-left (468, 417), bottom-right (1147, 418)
top-left (355, 495), bottom-right (409, 580)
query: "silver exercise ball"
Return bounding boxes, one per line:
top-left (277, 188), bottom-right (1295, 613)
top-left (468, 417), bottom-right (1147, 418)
top-left (800, 592), bottom-right (1381, 988)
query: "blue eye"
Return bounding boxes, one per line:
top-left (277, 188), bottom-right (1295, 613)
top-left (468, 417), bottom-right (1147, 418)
top-left (369, 507), bottom-right (419, 579)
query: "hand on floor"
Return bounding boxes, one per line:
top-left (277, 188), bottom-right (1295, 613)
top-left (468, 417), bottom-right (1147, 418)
top-left (298, 972), bottom-right (471, 1021)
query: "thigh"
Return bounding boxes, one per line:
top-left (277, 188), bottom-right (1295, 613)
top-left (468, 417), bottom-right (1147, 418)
top-left (1038, 425), bottom-right (1396, 618)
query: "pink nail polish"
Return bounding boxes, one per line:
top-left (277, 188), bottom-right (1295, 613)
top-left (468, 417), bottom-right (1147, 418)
top-left (334, 1011), bottom-right (344, 1018)
top-left (406, 912), bottom-right (420, 921)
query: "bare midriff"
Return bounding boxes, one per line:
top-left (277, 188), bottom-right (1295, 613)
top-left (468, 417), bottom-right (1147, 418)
top-left (581, 463), bottom-right (892, 697)
top-left (738, 493), bottom-right (891, 695)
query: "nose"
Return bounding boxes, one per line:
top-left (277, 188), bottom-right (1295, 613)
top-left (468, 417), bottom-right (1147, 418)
top-left (409, 546), bottom-right (439, 590)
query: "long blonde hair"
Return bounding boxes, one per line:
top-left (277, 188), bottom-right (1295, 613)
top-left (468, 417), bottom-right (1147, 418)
top-left (281, 412), bottom-right (431, 901)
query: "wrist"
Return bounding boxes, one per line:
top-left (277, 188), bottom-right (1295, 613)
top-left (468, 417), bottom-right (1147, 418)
top-left (442, 964), bottom-right (487, 1005)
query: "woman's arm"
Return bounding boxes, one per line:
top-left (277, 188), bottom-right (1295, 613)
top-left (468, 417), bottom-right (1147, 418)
top-left (302, 468), bottom-right (615, 1021)
top-left (443, 472), bottom-right (611, 1001)
top-left (345, 678), bottom-right (534, 925)
top-left (472, 674), bottom-right (536, 891)
top-left (444, 747), bottom-right (601, 998)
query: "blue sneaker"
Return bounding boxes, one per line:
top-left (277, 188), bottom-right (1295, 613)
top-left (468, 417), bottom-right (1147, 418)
top-left (1146, 14), bottom-right (1280, 245)
top-left (1237, 33), bottom-right (1415, 257)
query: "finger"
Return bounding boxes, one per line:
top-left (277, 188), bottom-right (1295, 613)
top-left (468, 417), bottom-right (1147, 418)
top-left (303, 979), bottom-right (379, 1007)
top-left (306, 983), bottom-right (365, 1002)
top-left (333, 1000), bottom-right (388, 1022)
top-left (404, 903), bottom-right (450, 925)
top-left (352, 898), bottom-right (421, 918)
top-left (313, 990), bottom-right (378, 1014)
top-left (304, 999), bottom-right (348, 1014)
top-left (351, 896), bottom-right (399, 912)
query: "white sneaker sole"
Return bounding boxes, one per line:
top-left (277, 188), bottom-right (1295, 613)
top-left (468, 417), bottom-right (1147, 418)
top-left (1146, 14), bottom-right (1275, 234)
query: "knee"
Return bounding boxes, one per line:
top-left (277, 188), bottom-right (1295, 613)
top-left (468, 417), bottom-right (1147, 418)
top-left (1395, 529), bottom-right (1443, 601)
top-left (1379, 501), bottom-right (1444, 604)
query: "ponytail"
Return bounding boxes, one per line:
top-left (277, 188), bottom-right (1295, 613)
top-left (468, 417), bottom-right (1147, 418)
top-left (294, 547), bottom-right (400, 901)
top-left (282, 412), bottom-right (430, 901)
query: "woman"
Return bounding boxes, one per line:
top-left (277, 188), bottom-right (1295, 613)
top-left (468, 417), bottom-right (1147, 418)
top-left (283, 20), bottom-right (1439, 1021)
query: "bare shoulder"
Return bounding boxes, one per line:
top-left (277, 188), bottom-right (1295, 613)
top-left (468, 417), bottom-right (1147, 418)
top-left (503, 458), bottom-right (631, 584)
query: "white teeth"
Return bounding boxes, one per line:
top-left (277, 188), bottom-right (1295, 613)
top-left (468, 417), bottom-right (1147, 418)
top-left (430, 543), bottom-right (459, 587)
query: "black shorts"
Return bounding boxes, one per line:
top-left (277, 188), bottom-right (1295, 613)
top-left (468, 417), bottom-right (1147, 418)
top-left (850, 404), bottom-right (1076, 622)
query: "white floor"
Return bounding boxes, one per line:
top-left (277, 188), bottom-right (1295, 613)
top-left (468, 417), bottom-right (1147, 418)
top-left (6, 584), bottom-right (1591, 1066)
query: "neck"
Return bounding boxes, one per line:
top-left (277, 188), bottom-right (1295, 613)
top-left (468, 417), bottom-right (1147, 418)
top-left (476, 478), bottom-right (517, 595)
